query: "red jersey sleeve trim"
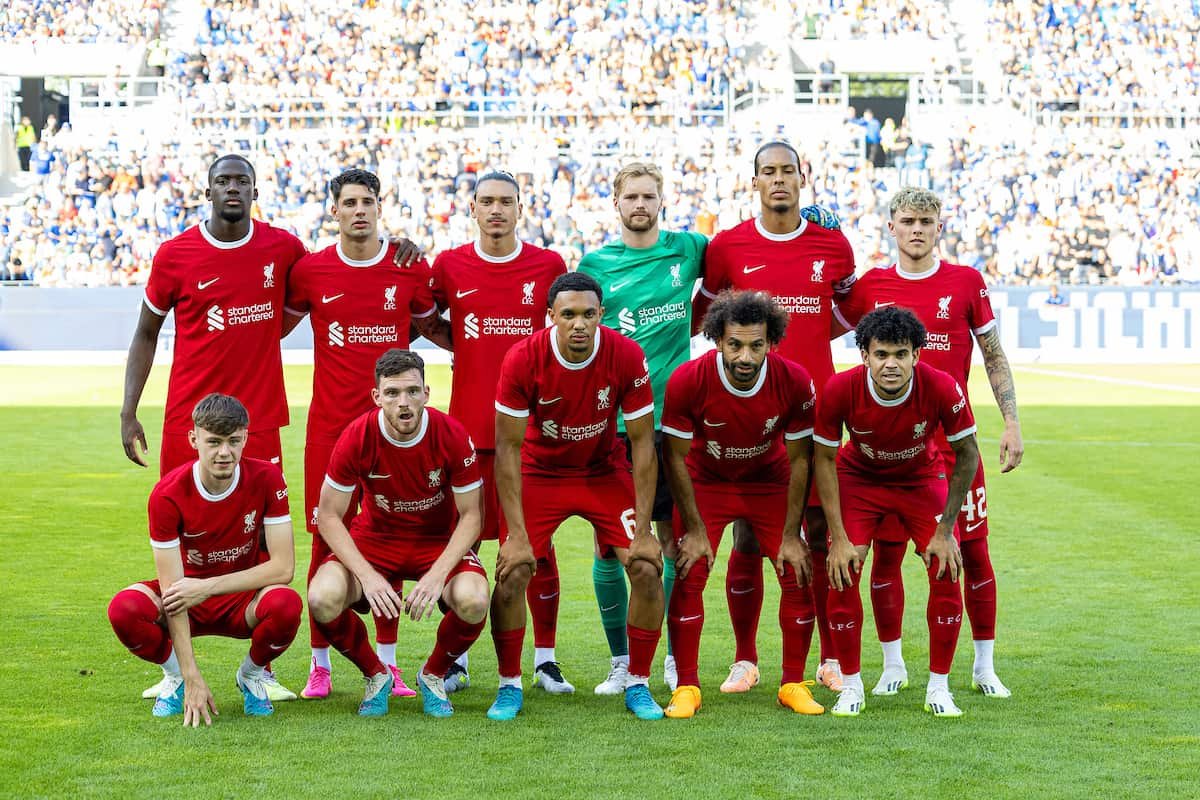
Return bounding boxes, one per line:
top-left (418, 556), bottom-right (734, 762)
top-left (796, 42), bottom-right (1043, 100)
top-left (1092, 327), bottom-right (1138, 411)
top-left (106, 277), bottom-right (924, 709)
top-left (973, 319), bottom-right (997, 336)
top-left (143, 292), bottom-right (168, 317)
top-left (661, 424), bottom-right (693, 440)
top-left (263, 514), bottom-right (291, 526)
top-left (150, 537), bottom-right (179, 550)
top-left (785, 428), bottom-right (814, 441)
top-left (323, 475), bottom-right (356, 493)
top-left (451, 479), bottom-right (484, 494)
top-left (945, 425), bottom-right (977, 442)
top-left (624, 403), bottom-right (655, 422)
top-left (412, 305), bottom-right (436, 319)
top-left (495, 401), bottom-right (529, 418)
top-left (813, 433), bottom-right (841, 448)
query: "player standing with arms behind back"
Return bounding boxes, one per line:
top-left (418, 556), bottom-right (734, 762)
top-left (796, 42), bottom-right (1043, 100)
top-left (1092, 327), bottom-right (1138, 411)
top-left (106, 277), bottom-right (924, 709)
top-left (577, 162), bottom-right (706, 694)
top-left (284, 168), bottom-right (447, 701)
top-left (834, 187), bottom-right (1023, 698)
top-left (695, 141), bottom-right (855, 695)
top-left (429, 171), bottom-right (566, 693)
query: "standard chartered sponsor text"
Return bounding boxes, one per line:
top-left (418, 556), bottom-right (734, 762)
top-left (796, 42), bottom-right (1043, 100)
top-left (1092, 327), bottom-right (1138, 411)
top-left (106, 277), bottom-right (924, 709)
top-left (772, 296), bottom-right (822, 315)
top-left (482, 316), bottom-right (535, 336)
top-left (635, 302), bottom-right (687, 327)
top-left (347, 324), bottom-right (398, 344)
top-left (925, 332), bottom-right (952, 351)
top-left (225, 302), bottom-right (275, 325)
top-left (560, 420), bottom-right (608, 442)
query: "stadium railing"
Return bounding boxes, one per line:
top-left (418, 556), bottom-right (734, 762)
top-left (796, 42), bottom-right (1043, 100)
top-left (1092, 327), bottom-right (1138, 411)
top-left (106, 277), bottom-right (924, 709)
top-left (1024, 96), bottom-right (1200, 129)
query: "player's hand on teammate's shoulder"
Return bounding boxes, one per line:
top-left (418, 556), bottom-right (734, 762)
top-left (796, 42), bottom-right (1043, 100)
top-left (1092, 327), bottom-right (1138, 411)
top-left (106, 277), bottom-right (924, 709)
top-left (776, 535), bottom-right (813, 587)
top-left (800, 204), bottom-right (840, 231)
top-left (495, 534), bottom-right (535, 583)
top-left (120, 413), bottom-right (149, 467)
top-left (359, 568), bottom-right (403, 619)
top-left (387, 236), bottom-right (424, 268)
top-left (999, 422), bottom-right (1024, 473)
top-left (182, 676), bottom-right (218, 728)
top-left (826, 536), bottom-right (862, 590)
top-left (674, 527), bottom-right (712, 579)
top-left (162, 578), bottom-right (212, 615)
top-left (922, 533), bottom-right (962, 581)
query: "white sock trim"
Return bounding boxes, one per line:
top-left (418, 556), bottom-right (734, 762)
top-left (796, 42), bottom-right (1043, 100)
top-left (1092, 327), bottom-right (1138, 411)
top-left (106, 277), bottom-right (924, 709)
top-left (311, 648), bottom-right (331, 671)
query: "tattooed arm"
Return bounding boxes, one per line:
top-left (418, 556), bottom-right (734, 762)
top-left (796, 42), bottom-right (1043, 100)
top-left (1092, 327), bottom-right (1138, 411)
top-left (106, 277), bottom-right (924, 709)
top-left (975, 327), bottom-right (1023, 473)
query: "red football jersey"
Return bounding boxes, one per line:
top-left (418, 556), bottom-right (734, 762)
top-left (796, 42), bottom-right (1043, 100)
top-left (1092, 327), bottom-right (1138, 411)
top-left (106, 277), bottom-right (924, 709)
top-left (286, 241), bottom-right (436, 444)
top-left (431, 241), bottom-right (566, 449)
top-left (700, 217), bottom-right (856, 393)
top-left (495, 326), bottom-right (654, 479)
top-left (148, 457), bottom-right (291, 579)
top-left (814, 361), bottom-right (976, 484)
top-left (325, 407), bottom-right (482, 541)
top-left (661, 351), bottom-right (815, 487)
top-left (144, 221), bottom-right (308, 434)
top-left (835, 260), bottom-right (996, 391)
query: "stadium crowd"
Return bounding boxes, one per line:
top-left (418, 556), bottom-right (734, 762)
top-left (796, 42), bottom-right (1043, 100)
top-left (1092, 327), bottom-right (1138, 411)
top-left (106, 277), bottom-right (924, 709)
top-left (794, 0), bottom-right (955, 40)
top-left (0, 0), bottom-right (161, 43)
top-left (986, 0), bottom-right (1200, 115)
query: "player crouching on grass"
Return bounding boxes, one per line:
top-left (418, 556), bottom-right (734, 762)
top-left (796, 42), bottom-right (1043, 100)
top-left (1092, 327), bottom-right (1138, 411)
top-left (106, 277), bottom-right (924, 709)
top-left (661, 291), bottom-right (824, 719)
top-left (815, 307), bottom-right (980, 718)
top-left (306, 349), bottom-right (488, 719)
top-left (108, 393), bottom-right (301, 725)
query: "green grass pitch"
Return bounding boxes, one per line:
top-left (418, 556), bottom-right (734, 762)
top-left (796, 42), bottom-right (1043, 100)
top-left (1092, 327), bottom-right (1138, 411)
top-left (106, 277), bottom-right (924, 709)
top-left (0, 362), bottom-right (1196, 798)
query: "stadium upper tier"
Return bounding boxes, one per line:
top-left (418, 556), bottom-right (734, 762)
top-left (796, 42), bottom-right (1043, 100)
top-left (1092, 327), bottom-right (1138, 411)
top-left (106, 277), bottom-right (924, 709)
top-left (0, 0), bottom-right (161, 43)
top-left (5, 121), bottom-right (1196, 288)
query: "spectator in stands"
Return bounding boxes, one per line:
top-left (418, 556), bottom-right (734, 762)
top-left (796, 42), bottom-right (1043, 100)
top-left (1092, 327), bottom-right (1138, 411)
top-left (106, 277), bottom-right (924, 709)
top-left (15, 116), bottom-right (36, 172)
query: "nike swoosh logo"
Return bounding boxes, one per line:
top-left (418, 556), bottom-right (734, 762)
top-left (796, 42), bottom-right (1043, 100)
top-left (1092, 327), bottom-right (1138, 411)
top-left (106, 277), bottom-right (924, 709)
top-left (367, 472), bottom-right (391, 479)
top-left (874, 300), bottom-right (895, 308)
top-left (871, 582), bottom-right (891, 590)
top-left (197, 278), bottom-right (220, 290)
top-left (703, 419), bottom-right (726, 427)
top-left (538, 592), bottom-right (559, 600)
top-left (322, 293), bottom-right (344, 303)
top-left (538, 397), bottom-right (562, 405)
top-left (794, 617), bottom-right (815, 625)
top-left (970, 579), bottom-right (993, 591)
top-left (965, 520), bottom-right (987, 533)
top-left (850, 428), bottom-right (873, 435)
top-left (729, 587), bottom-right (755, 595)
top-left (608, 281), bottom-right (631, 293)
top-left (678, 614), bottom-right (702, 622)
top-left (181, 530), bottom-right (207, 538)
top-left (743, 265), bottom-right (767, 274)
top-left (456, 289), bottom-right (479, 298)
top-left (600, 603), bottom-right (619, 612)
top-left (268, 643), bottom-right (287, 651)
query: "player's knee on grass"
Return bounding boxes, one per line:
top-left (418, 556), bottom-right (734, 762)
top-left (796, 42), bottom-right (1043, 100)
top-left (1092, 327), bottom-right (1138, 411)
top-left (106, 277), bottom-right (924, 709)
top-left (731, 520), bottom-right (761, 555)
top-left (445, 573), bottom-right (489, 625)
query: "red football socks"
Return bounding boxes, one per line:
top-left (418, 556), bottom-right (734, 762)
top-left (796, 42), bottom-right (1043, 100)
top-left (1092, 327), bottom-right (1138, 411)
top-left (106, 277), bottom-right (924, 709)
top-left (961, 537), bottom-right (997, 640)
top-left (527, 550), bottom-right (560, 649)
top-left (725, 547), bottom-right (763, 664)
top-left (426, 610), bottom-right (485, 677)
top-left (248, 587), bottom-right (302, 666)
top-left (108, 588), bottom-right (171, 665)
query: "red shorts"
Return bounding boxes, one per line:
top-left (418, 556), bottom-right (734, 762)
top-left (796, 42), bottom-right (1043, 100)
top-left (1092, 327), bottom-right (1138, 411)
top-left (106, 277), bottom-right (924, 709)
top-left (304, 438), bottom-right (360, 536)
top-left (138, 579), bottom-right (255, 638)
top-left (322, 538), bottom-right (487, 614)
top-left (477, 450), bottom-right (500, 542)
top-left (941, 446), bottom-right (990, 541)
top-left (837, 471), bottom-right (957, 551)
top-left (159, 428), bottom-right (283, 478)
top-left (500, 472), bottom-right (636, 559)
top-left (673, 483), bottom-right (788, 560)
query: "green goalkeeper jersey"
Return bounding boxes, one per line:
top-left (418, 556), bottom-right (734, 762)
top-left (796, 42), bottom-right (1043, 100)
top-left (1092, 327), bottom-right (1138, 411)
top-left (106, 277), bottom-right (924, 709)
top-left (578, 230), bottom-right (707, 432)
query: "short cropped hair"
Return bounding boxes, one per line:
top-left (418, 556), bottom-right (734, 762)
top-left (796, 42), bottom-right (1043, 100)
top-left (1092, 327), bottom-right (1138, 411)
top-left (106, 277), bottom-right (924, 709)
top-left (473, 170), bottom-right (520, 199)
top-left (613, 162), bottom-right (664, 196)
top-left (854, 306), bottom-right (927, 351)
top-left (208, 154), bottom-right (256, 184)
top-left (192, 393), bottom-right (249, 435)
top-left (375, 348), bottom-right (426, 383)
top-left (753, 140), bottom-right (801, 175)
top-left (329, 169), bottom-right (381, 202)
top-left (548, 271), bottom-right (603, 307)
top-left (888, 186), bottom-right (942, 218)
top-left (701, 290), bottom-right (789, 345)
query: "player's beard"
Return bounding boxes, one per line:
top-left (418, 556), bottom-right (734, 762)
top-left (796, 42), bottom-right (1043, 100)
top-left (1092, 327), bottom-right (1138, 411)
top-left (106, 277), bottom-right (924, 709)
top-left (621, 211), bottom-right (656, 233)
top-left (216, 204), bottom-right (248, 224)
top-left (723, 356), bottom-right (762, 387)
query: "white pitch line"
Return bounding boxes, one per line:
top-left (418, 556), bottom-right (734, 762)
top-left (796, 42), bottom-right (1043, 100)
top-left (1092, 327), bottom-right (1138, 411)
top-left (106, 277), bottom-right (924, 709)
top-left (977, 436), bottom-right (1197, 448)
top-left (1016, 366), bottom-right (1200, 394)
